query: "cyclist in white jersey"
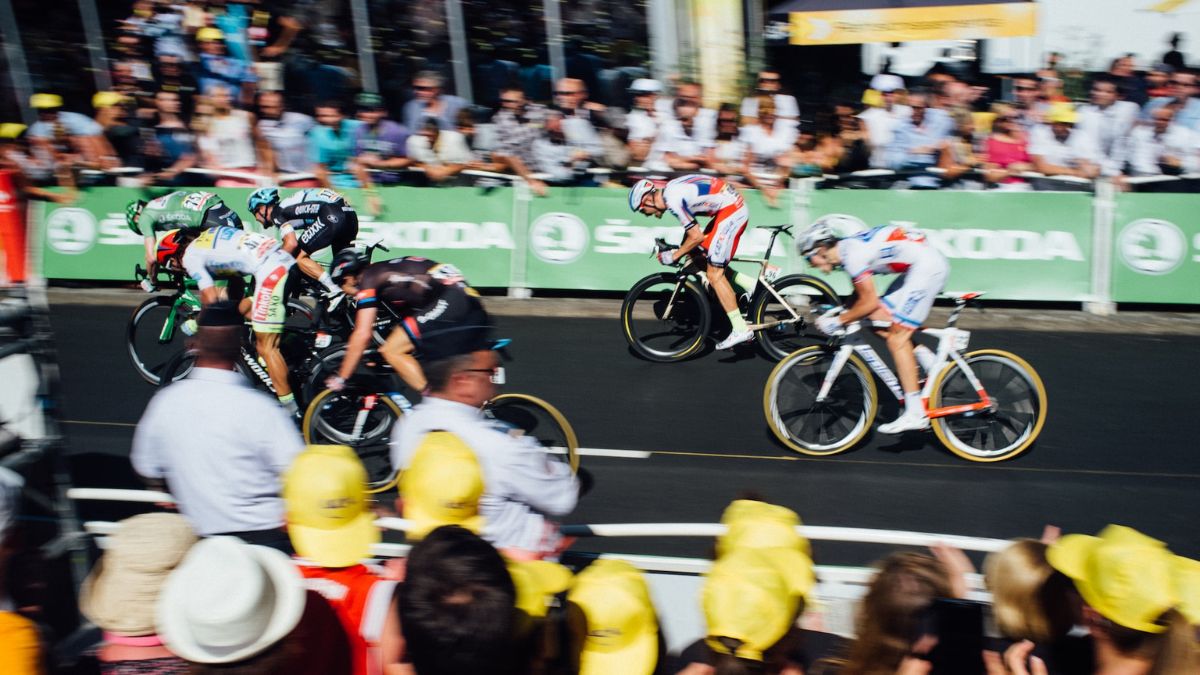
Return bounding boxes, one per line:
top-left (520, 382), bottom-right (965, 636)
top-left (628, 175), bottom-right (756, 350)
top-left (156, 226), bottom-right (300, 415)
top-left (799, 216), bottom-right (950, 433)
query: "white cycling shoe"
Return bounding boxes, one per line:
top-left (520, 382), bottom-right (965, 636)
top-left (878, 410), bottom-right (931, 434)
top-left (715, 329), bottom-right (754, 350)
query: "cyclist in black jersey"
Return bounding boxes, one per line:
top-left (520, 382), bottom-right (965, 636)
top-left (324, 250), bottom-right (491, 393)
top-left (246, 187), bottom-right (360, 294)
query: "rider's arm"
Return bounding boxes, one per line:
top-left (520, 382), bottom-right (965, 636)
top-left (335, 306), bottom-right (377, 381)
top-left (279, 224), bottom-right (300, 255)
top-left (143, 234), bottom-right (157, 275)
top-left (839, 275), bottom-right (882, 326)
top-left (670, 225), bottom-right (706, 263)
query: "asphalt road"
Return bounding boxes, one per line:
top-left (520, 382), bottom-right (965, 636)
top-left (51, 301), bottom-right (1200, 563)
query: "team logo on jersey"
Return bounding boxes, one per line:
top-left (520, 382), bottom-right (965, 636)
top-left (529, 212), bottom-right (589, 264)
top-left (1119, 218), bottom-right (1186, 275)
top-left (45, 208), bottom-right (97, 254)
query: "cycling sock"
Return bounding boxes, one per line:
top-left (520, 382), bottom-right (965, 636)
top-left (727, 309), bottom-right (749, 333)
top-left (904, 391), bottom-right (924, 416)
top-left (278, 393), bottom-right (298, 414)
top-left (732, 270), bottom-right (757, 295)
top-left (914, 344), bottom-right (936, 374)
top-left (319, 272), bottom-right (340, 294)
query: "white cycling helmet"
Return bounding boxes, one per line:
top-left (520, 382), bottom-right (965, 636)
top-left (628, 179), bottom-right (656, 212)
top-left (798, 214), bottom-right (865, 255)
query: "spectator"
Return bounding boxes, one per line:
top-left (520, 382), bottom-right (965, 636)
top-left (1146, 63), bottom-right (1174, 99)
top-left (554, 77), bottom-right (609, 130)
top-left (828, 102), bottom-right (872, 174)
top-left (158, 537), bottom-right (353, 674)
top-left (858, 74), bottom-right (910, 168)
top-left (1029, 103), bottom-right (1102, 179)
top-left (885, 91), bottom-right (950, 184)
top-left (145, 90), bottom-right (198, 185)
top-left (402, 70), bottom-right (468, 132)
top-left (26, 93), bottom-right (105, 169)
top-left (1038, 75), bottom-right (1070, 106)
top-left (554, 77), bottom-right (627, 170)
top-left (0, 467), bottom-right (43, 675)
top-left (78, 513), bottom-right (196, 674)
top-left (283, 445), bottom-right (404, 675)
top-left (626, 78), bottom-right (665, 165)
top-left (658, 79), bottom-right (716, 143)
top-left (506, 557), bottom-right (574, 672)
top-left (407, 119), bottom-right (472, 185)
top-left (92, 91), bottom-right (143, 168)
top-left (197, 83), bottom-right (260, 186)
top-left (390, 346), bottom-right (580, 560)
top-left (740, 96), bottom-right (794, 178)
top-left (398, 525), bottom-right (519, 675)
top-left (1108, 54), bottom-right (1148, 105)
top-left (1046, 525), bottom-right (1199, 674)
top-left (984, 104), bottom-right (1034, 187)
top-left (531, 110), bottom-right (603, 186)
top-left (353, 92), bottom-right (411, 185)
top-left (1163, 33), bottom-right (1187, 72)
top-left (741, 69), bottom-right (800, 123)
top-left (705, 103), bottom-right (749, 177)
top-left (779, 126), bottom-right (835, 180)
top-left (1009, 75), bottom-right (1042, 131)
top-left (131, 302), bottom-right (304, 552)
top-left (566, 559), bottom-right (660, 675)
top-left (1122, 106), bottom-right (1199, 176)
top-left (1144, 69), bottom-right (1200, 130)
top-left (256, 90), bottom-right (317, 183)
top-left (939, 109), bottom-right (986, 187)
top-left (154, 53), bottom-right (199, 119)
top-left (488, 86), bottom-right (549, 195)
top-left (195, 27), bottom-right (256, 106)
top-left (648, 96), bottom-right (714, 172)
top-left (1077, 76), bottom-right (1140, 175)
top-left (310, 100), bottom-right (365, 189)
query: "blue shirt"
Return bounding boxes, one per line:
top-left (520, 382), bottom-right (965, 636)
top-left (886, 109), bottom-right (952, 170)
top-left (1143, 97), bottom-right (1200, 131)
top-left (197, 52), bottom-right (256, 96)
top-left (309, 119), bottom-right (364, 187)
top-left (28, 112), bottom-right (102, 138)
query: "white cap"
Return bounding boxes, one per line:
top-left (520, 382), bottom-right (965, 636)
top-left (870, 74), bottom-right (905, 93)
top-left (629, 78), bottom-right (662, 94)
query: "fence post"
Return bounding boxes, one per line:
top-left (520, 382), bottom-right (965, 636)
top-left (508, 179), bottom-right (532, 298)
top-left (1086, 178), bottom-right (1117, 315)
top-left (787, 177), bottom-right (814, 275)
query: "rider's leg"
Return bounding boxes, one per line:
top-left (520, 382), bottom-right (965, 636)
top-left (255, 330), bottom-right (295, 410)
top-left (378, 327), bottom-right (427, 392)
top-left (707, 264), bottom-right (745, 327)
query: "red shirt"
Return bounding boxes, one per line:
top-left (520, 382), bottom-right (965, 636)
top-left (298, 563), bottom-right (398, 675)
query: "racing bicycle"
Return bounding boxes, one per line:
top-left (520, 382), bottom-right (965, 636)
top-left (620, 224), bottom-right (841, 362)
top-left (762, 292), bottom-right (1047, 462)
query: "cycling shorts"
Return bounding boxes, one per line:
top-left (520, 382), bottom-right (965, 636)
top-left (699, 201), bottom-right (749, 268)
top-left (398, 291), bottom-right (492, 362)
top-left (249, 251), bottom-right (296, 334)
top-left (880, 254), bottom-right (949, 329)
top-left (296, 204), bottom-right (359, 256)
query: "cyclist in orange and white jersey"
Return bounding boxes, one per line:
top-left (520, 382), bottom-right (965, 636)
top-left (800, 216), bottom-right (950, 434)
top-left (629, 175), bottom-right (756, 350)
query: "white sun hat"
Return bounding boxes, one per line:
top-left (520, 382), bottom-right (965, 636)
top-left (157, 536), bottom-right (307, 664)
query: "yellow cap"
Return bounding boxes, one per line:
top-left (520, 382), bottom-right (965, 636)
top-left (0, 123), bottom-right (26, 140)
top-left (1173, 556), bottom-right (1200, 626)
top-left (717, 499), bottom-right (811, 558)
top-left (861, 89), bottom-right (883, 108)
top-left (195, 27), bottom-right (225, 42)
top-left (30, 93), bottom-right (63, 109)
top-left (508, 559), bottom-right (573, 619)
top-left (399, 432), bottom-right (485, 540)
top-left (567, 559), bottom-right (658, 675)
top-left (1047, 525), bottom-right (1178, 633)
top-left (1046, 101), bottom-right (1078, 124)
top-left (283, 445), bottom-right (379, 567)
top-left (92, 91), bottom-right (129, 109)
top-left (703, 548), bottom-right (805, 662)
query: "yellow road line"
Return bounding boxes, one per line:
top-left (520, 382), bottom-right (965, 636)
top-left (62, 420), bottom-right (137, 428)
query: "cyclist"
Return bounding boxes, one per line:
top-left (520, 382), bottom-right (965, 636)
top-left (246, 187), bottom-right (360, 295)
top-left (125, 191), bottom-right (243, 282)
top-left (629, 176), bottom-right (756, 350)
top-left (799, 216), bottom-right (949, 434)
top-left (156, 226), bottom-right (301, 416)
top-left (323, 250), bottom-right (490, 394)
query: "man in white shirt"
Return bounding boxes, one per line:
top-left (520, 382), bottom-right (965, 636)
top-left (256, 91), bottom-right (316, 180)
top-left (646, 97), bottom-right (714, 171)
top-left (1029, 103), bottom-right (1102, 179)
top-left (625, 78), bottom-right (663, 165)
top-left (656, 80), bottom-right (716, 143)
top-left (1076, 77), bottom-right (1139, 176)
top-left (1122, 106), bottom-right (1198, 176)
top-left (131, 303), bottom-right (304, 552)
top-left (858, 75), bottom-right (911, 168)
top-left (740, 69), bottom-right (800, 122)
top-left (406, 119), bottom-right (473, 184)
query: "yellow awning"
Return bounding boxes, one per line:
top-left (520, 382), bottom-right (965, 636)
top-left (789, 2), bottom-right (1037, 45)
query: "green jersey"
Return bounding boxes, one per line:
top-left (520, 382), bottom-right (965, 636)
top-left (135, 191), bottom-right (242, 235)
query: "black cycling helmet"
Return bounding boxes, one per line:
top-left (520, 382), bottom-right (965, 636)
top-left (329, 247), bottom-right (368, 284)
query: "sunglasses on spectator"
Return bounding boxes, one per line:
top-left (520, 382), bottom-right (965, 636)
top-left (718, 118), bottom-right (737, 124)
top-left (1015, 85), bottom-right (1036, 91)
top-left (555, 90), bottom-right (581, 96)
top-left (500, 98), bottom-right (523, 105)
top-left (1170, 80), bottom-right (1192, 86)
top-left (414, 85), bottom-right (436, 91)
top-left (758, 76), bottom-right (780, 83)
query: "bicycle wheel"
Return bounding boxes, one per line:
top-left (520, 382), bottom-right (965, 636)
top-left (127, 296), bottom-right (197, 385)
top-left (929, 349), bottom-right (1047, 462)
top-left (620, 273), bottom-right (711, 362)
top-left (763, 345), bottom-right (878, 456)
top-left (303, 387), bottom-right (405, 493)
top-left (485, 393), bottom-right (579, 473)
top-left (750, 274), bottom-right (841, 361)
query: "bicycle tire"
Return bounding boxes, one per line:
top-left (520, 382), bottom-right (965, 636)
top-left (303, 387), bottom-right (405, 493)
top-left (127, 296), bottom-right (197, 385)
top-left (763, 345), bottom-right (878, 456)
top-left (750, 274), bottom-right (841, 361)
top-left (620, 273), bottom-right (711, 362)
top-left (929, 349), bottom-right (1047, 463)
top-left (155, 348), bottom-right (199, 388)
top-left (485, 393), bottom-right (580, 473)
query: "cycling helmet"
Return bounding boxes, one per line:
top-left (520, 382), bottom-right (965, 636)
top-left (798, 214), bottom-right (863, 255)
top-left (247, 187), bottom-right (280, 213)
top-left (628, 179), bottom-right (656, 212)
top-left (329, 247), bottom-right (368, 284)
top-left (125, 200), bottom-right (147, 235)
top-left (156, 229), bottom-right (186, 269)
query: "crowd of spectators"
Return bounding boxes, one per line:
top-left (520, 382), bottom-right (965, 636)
top-left (3, 1), bottom-right (1197, 202)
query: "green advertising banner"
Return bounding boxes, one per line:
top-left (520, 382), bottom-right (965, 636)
top-left (1111, 193), bottom-right (1200, 304)
top-left (808, 190), bottom-right (1095, 302)
top-left (38, 187), bottom-right (515, 286)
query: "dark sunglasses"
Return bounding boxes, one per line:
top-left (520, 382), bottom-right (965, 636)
top-left (500, 98), bottom-right (523, 105)
top-left (758, 76), bottom-right (780, 83)
top-left (413, 85), bottom-right (435, 91)
top-left (555, 90), bottom-right (580, 96)
top-left (1015, 85), bottom-right (1036, 91)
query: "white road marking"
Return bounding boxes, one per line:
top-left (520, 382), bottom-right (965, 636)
top-left (547, 447), bottom-right (651, 459)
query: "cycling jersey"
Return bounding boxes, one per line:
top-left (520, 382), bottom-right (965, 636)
top-left (136, 191), bottom-right (242, 236)
top-left (269, 187), bottom-right (359, 255)
top-left (662, 175), bottom-right (749, 268)
top-left (354, 257), bottom-right (490, 361)
top-left (181, 226), bottom-right (296, 333)
top-left (838, 225), bottom-right (949, 328)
